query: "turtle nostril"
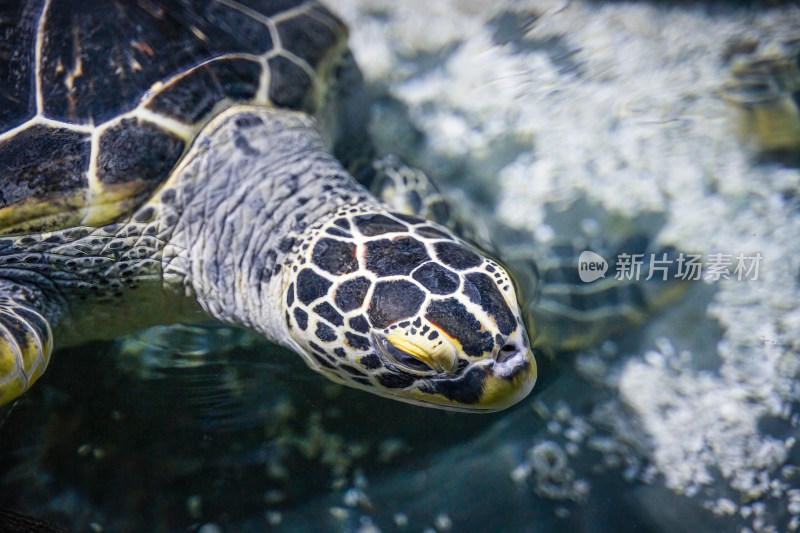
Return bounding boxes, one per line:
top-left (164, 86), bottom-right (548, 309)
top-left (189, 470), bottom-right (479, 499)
top-left (497, 343), bottom-right (520, 364)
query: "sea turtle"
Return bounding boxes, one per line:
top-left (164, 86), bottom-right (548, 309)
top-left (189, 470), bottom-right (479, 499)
top-left (0, 0), bottom-right (539, 412)
top-left (0, 0), bottom-right (663, 413)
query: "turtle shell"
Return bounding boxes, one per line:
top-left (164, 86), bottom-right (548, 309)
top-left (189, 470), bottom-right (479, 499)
top-left (0, 0), bottom-right (347, 235)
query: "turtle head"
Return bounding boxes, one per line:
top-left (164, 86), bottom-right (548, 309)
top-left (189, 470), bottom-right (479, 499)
top-left (281, 208), bottom-right (536, 412)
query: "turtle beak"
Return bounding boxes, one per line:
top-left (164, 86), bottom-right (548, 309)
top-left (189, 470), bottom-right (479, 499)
top-left (476, 342), bottom-right (537, 411)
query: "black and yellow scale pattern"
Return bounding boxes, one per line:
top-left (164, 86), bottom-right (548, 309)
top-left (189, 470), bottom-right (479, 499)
top-left (282, 206), bottom-right (532, 407)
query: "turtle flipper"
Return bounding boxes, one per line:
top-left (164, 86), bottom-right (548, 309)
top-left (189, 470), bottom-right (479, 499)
top-left (0, 283), bottom-right (53, 405)
top-left (368, 155), bottom-right (493, 248)
top-left (369, 156), bottom-right (454, 225)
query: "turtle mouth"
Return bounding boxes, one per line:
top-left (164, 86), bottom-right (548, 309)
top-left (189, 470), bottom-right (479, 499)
top-left (419, 352), bottom-right (536, 412)
top-left (477, 355), bottom-right (537, 410)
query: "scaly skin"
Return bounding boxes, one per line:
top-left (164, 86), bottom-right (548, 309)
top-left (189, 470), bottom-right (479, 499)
top-left (0, 106), bottom-right (536, 411)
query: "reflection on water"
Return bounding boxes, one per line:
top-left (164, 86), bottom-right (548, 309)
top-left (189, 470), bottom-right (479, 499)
top-left (0, 325), bottom-right (499, 531)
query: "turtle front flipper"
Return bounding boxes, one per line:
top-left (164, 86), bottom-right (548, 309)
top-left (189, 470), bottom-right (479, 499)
top-left (368, 156), bottom-right (454, 226)
top-left (0, 282), bottom-right (53, 405)
top-left (367, 155), bottom-right (493, 249)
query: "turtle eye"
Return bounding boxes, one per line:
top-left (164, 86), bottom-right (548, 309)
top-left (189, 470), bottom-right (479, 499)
top-left (376, 335), bottom-right (436, 373)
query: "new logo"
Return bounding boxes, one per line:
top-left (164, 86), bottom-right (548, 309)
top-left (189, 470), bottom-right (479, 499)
top-left (578, 251), bottom-right (608, 282)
